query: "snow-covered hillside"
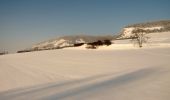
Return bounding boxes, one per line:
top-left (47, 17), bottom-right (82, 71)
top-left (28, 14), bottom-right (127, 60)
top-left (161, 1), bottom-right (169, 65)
top-left (120, 26), bottom-right (163, 38)
top-left (32, 38), bottom-right (74, 50)
top-left (119, 20), bottom-right (170, 39)
top-left (16, 20), bottom-right (170, 52)
top-left (17, 31), bottom-right (170, 52)
top-left (27, 35), bottom-right (114, 51)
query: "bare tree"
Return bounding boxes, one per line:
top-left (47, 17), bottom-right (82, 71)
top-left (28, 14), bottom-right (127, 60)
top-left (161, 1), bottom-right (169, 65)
top-left (131, 28), bottom-right (149, 48)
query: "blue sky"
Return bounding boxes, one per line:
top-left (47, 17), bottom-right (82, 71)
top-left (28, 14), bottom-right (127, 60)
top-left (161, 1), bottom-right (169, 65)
top-left (0, 0), bottom-right (170, 52)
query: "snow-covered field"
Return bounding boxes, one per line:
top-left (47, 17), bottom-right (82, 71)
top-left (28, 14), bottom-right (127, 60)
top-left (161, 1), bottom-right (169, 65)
top-left (0, 32), bottom-right (170, 100)
top-left (0, 47), bottom-right (170, 100)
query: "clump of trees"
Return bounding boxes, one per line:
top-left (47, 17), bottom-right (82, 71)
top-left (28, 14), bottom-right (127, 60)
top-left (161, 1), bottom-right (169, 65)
top-left (86, 40), bottom-right (112, 49)
top-left (17, 49), bottom-right (32, 53)
top-left (131, 28), bottom-right (150, 48)
top-left (103, 40), bottom-right (112, 46)
top-left (74, 43), bottom-right (85, 47)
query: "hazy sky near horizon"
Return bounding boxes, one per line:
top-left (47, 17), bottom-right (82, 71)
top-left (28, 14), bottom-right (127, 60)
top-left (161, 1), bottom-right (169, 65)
top-left (0, 0), bottom-right (170, 52)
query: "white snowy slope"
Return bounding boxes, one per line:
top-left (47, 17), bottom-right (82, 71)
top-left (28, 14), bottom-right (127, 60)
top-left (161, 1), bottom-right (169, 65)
top-left (119, 20), bottom-right (170, 39)
top-left (0, 47), bottom-right (170, 100)
top-left (120, 26), bottom-right (163, 38)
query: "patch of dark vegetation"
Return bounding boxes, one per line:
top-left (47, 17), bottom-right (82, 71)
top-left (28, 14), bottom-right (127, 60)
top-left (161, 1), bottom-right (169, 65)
top-left (86, 40), bottom-right (112, 49)
top-left (17, 49), bottom-right (32, 53)
top-left (103, 40), bottom-right (112, 46)
top-left (0, 51), bottom-right (8, 55)
top-left (74, 43), bottom-right (85, 47)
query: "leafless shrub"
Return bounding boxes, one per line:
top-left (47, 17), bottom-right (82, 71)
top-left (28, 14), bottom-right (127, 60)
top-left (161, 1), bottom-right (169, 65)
top-left (131, 28), bottom-right (150, 48)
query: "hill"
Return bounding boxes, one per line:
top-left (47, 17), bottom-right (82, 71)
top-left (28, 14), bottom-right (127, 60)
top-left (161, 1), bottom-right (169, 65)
top-left (17, 35), bottom-right (117, 53)
top-left (119, 20), bottom-right (170, 39)
top-left (17, 20), bottom-right (170, 52)
top-left (125, 20), bottom-right (170, 30)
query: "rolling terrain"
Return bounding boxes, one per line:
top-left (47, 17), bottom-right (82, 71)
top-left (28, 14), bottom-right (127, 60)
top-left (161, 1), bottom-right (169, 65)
top-left (1, 20), bottom-right (170, 100)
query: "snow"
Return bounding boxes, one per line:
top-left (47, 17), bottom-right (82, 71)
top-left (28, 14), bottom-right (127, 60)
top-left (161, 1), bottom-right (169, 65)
top-left (0, 47), bottom-right (170, 100)
top-left (143, 26), bottom-right (163, 30)
top-left (54, 39), bottom-right (66, 46)
top-left (0, 32), bottom-right (170, 100)
top-left (121, 26), bottom-right (163, 38)
top-left (122, 27), bottom-right (135, 38)
top-left (146, 32), bottom-right (170, 43)
top-left (75, 39), bottom-right (85, 43)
